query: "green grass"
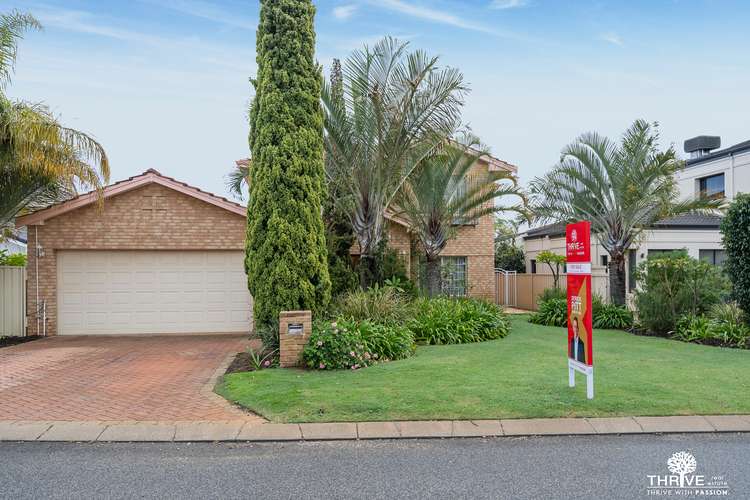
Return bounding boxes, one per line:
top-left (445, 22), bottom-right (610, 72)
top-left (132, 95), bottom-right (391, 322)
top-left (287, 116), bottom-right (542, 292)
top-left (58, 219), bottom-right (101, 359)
top-left (217, 316), bottom-right (750, 423)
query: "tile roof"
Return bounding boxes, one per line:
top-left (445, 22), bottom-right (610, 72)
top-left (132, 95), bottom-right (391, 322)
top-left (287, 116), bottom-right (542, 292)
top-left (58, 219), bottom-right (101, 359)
top-left (523, 214), bottom-right (722, 240)
top-left (16, 169), bottom-right (246, 227)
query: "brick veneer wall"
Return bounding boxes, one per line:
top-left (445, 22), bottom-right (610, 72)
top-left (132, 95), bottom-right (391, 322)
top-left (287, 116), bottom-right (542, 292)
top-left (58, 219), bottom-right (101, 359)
top-left (26, 183), bottom-right (247, 336)
top-left (278, 310), bottom-right (312, 367)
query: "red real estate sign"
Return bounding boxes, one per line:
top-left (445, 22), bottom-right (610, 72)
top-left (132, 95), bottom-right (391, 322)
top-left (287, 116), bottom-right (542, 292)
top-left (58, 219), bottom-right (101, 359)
top-left (566, 221), bottom-right (593, 367)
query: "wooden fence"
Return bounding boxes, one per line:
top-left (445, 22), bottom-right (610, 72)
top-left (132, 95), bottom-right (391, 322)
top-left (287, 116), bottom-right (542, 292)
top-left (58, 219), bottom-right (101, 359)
top-left (1, 266), bottom-right (26, 336)
top-left (495, 270), bottom-right (610, 311)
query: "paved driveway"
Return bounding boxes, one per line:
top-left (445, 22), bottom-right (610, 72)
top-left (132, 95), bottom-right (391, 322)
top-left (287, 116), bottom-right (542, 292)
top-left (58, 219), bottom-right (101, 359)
top-left (0, 335), bottom-right (262, 422)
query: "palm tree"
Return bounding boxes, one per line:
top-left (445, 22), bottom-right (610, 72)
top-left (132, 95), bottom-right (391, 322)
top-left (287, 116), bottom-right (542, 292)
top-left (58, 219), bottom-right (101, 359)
top-left (397, 134), bottom-right (525, 297)
top-left (0, 11), bottom-right (109, 232)
top-left (321, 37), bottom-right (467, 288)
top-left (226, 158), bottom-right (250, 200)
top-left (529, 120), bottom-right (721, 305)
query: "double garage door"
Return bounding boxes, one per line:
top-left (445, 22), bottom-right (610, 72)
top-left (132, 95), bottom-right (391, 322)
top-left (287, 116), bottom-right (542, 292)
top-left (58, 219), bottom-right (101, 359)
top-left (57, 251), bottom-right (252, 335)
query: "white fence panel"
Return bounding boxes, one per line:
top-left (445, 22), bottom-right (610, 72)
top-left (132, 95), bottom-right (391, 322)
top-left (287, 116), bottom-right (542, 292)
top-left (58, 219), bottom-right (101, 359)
top-left (1, 266), bottom-right (26, 336)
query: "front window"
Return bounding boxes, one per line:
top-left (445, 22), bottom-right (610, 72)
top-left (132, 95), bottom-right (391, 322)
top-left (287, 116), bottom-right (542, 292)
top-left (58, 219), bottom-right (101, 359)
top-left (699, 249), bottom-right (727, 266)
top-left (530, 259), bottom-right (537, 274)
top-left (698, 173), bottom-right (725, 200)
top-left (648, 249), bottom-right (678, 258)
top-left (441, 256), bottom-right (467, 297)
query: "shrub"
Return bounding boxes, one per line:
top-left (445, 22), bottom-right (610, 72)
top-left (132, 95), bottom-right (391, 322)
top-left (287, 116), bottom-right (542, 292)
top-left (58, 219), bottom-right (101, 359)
top-left (672, 314), bottom-right (750, 348)
top-left (710, 302), bottom-right (745, 325)
top-left (254, 320), bottom-right (280, 351)
top-left (303, 318), bottom-right (415, 370)
top-left (593, 303), bottom-right (633, 330)
top-left (408, 298), bottom-right (510, 345)
top-left (353, 320), bottom-right (415, 361)
top-left (494, 240), bottom-right (525, 272)
top-left (528, 297), bottom-right (567, 327)
top-left (332, 286), bottom-right (413, 325)
top-left (634, 254), bottom-right (729, 335)
top-left (0, 250), bottom-right (26, 267)
top-left (245, 0), bottom-right (331, 327)
top-left (537, 287), bottom-right (566, 303)
top-left (721, 193), bottom-right (750, 323)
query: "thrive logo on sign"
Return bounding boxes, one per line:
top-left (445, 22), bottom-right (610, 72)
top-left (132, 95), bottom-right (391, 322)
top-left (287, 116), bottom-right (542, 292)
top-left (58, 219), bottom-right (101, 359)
top-left (646, 451), bottom-right (729, 496)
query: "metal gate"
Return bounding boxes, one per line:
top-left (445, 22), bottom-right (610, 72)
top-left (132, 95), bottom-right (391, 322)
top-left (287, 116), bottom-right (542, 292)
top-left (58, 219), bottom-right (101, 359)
top-left (1, 266), bottom-right (26, 336)
top-left (494, 268), bottom-right (517, 307)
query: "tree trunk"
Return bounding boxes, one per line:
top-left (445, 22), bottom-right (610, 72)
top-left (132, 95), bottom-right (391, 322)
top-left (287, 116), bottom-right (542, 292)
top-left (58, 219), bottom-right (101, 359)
top-left (608, 252), bottom-right (626, 306)
top-left (425, 255), bottom-right (442, 298)
top-left (359, 254), bottom-right (378, 290)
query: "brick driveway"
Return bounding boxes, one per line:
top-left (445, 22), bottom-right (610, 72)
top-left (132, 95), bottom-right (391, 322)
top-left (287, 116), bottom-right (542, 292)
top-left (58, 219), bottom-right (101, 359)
top-left (0, 335), bottom-right (262, 422)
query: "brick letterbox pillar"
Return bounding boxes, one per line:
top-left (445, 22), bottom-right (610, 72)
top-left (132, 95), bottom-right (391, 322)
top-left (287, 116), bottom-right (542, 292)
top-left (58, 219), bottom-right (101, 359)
top-left (279, 310), bottom-right (312, 368)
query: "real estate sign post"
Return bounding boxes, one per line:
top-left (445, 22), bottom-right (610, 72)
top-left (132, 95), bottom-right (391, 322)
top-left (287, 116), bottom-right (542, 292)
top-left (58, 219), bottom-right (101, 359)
top-left (566, 221), bottom-right (594, 399)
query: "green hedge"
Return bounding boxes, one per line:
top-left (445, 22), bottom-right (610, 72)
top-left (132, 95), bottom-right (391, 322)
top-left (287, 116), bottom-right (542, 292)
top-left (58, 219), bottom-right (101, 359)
top-left (721, 193), bottom-right (750, 323)
top-left (408, 298), bottom-right (510, 345)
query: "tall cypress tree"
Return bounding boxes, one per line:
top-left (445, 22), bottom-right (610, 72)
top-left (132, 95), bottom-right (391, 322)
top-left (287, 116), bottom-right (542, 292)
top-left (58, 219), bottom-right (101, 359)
top-left (246, 0), bottom-right (331, 327)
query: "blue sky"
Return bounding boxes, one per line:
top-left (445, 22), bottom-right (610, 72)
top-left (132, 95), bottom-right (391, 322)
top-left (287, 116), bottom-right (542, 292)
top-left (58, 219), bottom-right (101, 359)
top-left (3, 0), bottom-right (749, 199)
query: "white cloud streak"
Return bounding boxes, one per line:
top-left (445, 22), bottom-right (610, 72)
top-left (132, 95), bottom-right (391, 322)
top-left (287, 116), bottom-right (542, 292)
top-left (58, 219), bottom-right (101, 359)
top-left (600, 32), bottom-right (624, 46)
top-left (490, 0), bottom-right (529, 9)
top-left (373, 0), bottom-right (494, 33)
top-left (333, 4), bottom-right (358, 20)
top-left (140, 0), bottom-right (256, 30)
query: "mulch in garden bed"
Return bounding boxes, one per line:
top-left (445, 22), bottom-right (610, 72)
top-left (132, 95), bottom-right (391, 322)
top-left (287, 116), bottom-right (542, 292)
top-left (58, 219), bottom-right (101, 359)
top-left (225, 351), bottom-right (254, 375)
top-left (0, 336), bottom-right (41, 349)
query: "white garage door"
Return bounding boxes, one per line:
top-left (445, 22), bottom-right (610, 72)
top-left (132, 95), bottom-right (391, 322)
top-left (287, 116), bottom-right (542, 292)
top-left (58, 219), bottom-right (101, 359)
top-left (57, 251), bottom-right (252, 335)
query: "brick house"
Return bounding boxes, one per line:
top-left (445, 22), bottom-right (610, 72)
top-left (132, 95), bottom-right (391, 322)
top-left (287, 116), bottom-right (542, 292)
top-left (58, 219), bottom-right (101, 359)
top-left (17, 169), bottom-right (252, 336)
top-left (350, 153), bottom-right (517, 301)
top-left (17, 153), bottom-right (516, 336)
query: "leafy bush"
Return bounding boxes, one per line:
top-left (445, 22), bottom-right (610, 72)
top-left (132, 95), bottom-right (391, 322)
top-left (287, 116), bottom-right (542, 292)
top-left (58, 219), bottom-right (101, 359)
top-left (593, 303), bottom-right (633, 330)
top-left (721, 193), bottom-right (750, 323)
top-left (671, 314), bottom-right (750, 348)
top-left (254, 320), bottom-right (280, 351)
top-left (383, 276), bottom-right (419, 299)
top-left (303, 318), bottom-right (415, 370)
top-left (529, 298), bottom-right (567, 327)
top-left (634, 254), bottom-right (729, 335)
top-left (537, 287), bottom-right (566, 303)
top-left (0, 250), bottom-right (26, 267)
top-left (352, 320), bottom-right (416, 361)
top-left (332, 286), bottom-right (413, 325)
top-left (494, 240), bottom-right (525, 272)
top-left (710, 302), bottom-right (745, 325)
top-left (408, 298), bottom-right (510, 345)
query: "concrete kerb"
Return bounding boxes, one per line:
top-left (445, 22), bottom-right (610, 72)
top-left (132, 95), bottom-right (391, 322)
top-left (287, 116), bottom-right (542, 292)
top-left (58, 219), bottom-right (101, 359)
top-left (1, 415), bottom-right (749, 442)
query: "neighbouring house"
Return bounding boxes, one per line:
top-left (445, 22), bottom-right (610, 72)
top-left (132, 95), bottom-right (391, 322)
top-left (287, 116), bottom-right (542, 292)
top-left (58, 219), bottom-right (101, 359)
top-left (521, 134), bottom-right (747, 299)
top-left (16, 169), bottom-right (252, 336)
top-left (0, 228), bottom-right (27, 255)
top-left (349, 153), bottom-right (519, 300)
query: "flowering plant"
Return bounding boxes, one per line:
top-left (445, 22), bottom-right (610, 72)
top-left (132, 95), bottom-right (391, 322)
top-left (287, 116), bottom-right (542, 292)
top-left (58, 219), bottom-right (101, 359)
top-left (303, 318), bottom-right (415, 370)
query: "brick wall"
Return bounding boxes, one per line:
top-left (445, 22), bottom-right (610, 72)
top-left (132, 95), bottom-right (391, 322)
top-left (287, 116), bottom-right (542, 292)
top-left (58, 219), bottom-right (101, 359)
top-left (26, 183), bottom-right (247, 336)
top-left (278, 310), bottom-right (312, 368)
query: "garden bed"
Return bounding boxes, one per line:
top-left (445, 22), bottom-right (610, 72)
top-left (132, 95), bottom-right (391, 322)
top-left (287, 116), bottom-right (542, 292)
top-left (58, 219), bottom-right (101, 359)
top-left (0, 336), bottom-right (40, 349)
top-left (217, 316), bottom-right (750, 423)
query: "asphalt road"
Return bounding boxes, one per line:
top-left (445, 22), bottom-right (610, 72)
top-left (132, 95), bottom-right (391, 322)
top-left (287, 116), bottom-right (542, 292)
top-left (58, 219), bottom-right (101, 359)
top-left (1, 433), bottom-right (747, 499)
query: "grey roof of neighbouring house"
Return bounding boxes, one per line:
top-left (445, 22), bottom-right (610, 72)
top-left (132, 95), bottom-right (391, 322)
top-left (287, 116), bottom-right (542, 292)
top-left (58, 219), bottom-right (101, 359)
top-left (685, 139), bottom-right (750, 167)
top-left (523, 214), bottom-right (722, 240)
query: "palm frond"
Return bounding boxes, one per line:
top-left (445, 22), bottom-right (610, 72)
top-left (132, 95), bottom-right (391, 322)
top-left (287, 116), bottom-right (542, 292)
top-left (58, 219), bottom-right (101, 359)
top-left (0, 11), bottom-right (40, 88)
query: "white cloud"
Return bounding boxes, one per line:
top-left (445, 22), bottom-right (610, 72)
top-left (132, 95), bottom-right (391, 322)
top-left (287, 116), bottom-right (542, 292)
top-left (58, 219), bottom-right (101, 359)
top-left (373, 0), bottom-right (494, 33)
top-left (490, 0), bottom-right (529, 9)
top-left (333, 4), bottom-right (358, 20)
top-left (140, 0), bottom-right (256, 30)
top-left (600, 32), bottom-right (624, 46)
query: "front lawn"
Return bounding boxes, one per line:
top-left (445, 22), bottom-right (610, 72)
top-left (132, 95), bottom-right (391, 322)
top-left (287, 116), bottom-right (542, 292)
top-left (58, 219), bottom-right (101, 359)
top-left (217, 317), bottom-right (750, 423)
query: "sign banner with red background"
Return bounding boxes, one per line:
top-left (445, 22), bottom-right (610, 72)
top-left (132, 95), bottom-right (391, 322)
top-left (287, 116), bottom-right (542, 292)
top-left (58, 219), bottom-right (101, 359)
top-left (566, 221), bottom-right (593, 366)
